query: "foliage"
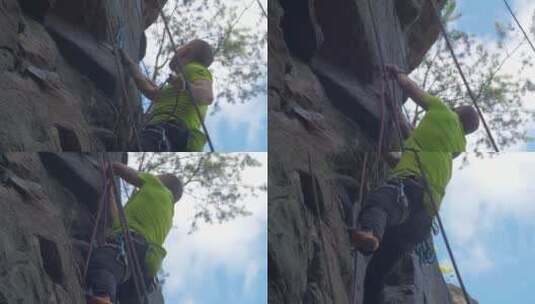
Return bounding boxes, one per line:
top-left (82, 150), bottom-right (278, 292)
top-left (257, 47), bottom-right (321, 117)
top-left (144, 0), bottom-right (267, 112)
top-left (125, 152), bottom-right (266, 233)
top-left (405, 0), bottom-right (535, 156)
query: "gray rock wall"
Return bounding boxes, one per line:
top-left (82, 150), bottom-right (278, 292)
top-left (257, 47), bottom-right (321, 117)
top-left (268, 0), bottom-right (454, 303)
top-left (0, 153), bottom-right (124, 303)
top-left (0, 0), bottom-right (165, 151)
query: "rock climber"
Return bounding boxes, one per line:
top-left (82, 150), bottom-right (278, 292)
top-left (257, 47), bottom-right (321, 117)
top-left (86, 162), bottom-right (183, 304)
top-left (121, 39), bottom-right (215, 152)
top-left (350, 64), bottom-right (480, 302)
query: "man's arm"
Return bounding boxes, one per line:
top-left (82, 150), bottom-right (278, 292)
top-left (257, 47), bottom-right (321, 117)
top-left (399, 115), bottom-right (412, 140)
top-left (111, 162), bottom-right (143, 188)
top-left (385, 65), bottom-right (429, 111)
top-left (167, 75), bottom-right (213, 105)
top-left (190, 79), bottom-right (214, 105)
top-left (120, 49), bottom-right (161, 101)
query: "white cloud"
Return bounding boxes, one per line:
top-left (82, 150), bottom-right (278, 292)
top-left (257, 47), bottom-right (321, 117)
top-left (160, 153), bottom-right (267, 300)
top-left (206, 94), bottom-right (267, 149)
top-left (439, 153), bottom-right (535, 274)
top-left (242, 261), bottom-right (261, 295)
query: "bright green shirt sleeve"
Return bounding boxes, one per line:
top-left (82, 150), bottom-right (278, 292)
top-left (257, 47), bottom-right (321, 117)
top-left (424, 93), bottom-right (449, 111)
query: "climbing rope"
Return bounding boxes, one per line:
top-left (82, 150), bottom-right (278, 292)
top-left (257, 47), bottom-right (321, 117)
top-left (105, 3), bottom-right (144, 151)
top-left (105, 154), bottom-right (149, 304)
top-left (156, 3), bottom-right (216, 152)
top-left (365, 0), bottom-right (387, 158)
top-left (502, 0), bottom-right (535, 55)
top-left (350, 153), bottom-right (369, 304)
top-left (307, 152), bottom-right (335, 303)
top-left (82, 161), bottom-right (112, 281)
top-left (363, 2), bottom-right (474, 302)
top-left (411, 149), bottom-right (472, 304)
top-left (429, 0), bottom-right (500, 152)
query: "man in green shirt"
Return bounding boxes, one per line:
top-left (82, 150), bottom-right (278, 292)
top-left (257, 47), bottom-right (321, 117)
top-left (87, 162), bottom-right (182, 304)
top-left (350, 65), bottom-right (480, 303)
top-left (121, 39), bottom-right (215, 152)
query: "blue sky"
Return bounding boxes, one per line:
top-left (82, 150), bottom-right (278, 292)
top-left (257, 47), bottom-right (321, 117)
top-left (433, 2), bottom-right (535, 302)
top-left (437, 153), bottom-right (535, 303)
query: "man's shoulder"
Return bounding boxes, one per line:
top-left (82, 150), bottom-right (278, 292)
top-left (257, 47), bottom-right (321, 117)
top-left (138, 172), bottom-right (162, 187)
top-left (423, 94), bottom-right (450, 112)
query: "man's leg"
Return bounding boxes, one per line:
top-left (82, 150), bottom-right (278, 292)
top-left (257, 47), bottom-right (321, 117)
top-left (362, 179), bottom-right (431, 303)
top-left (86, 246), bottom-right (127, 303)
top-left (352, 184), bottom-right (405, 253)
top-left (362, 230), bottom-right (407, 304)
top-left (116, 238), bottom-right (153, 304)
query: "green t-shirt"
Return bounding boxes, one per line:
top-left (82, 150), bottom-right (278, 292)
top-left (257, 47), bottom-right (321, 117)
top-left (112, 173), bottom-right (174, 277)
top-left (390, 94), bottom-right (466, 215)
top-left (149, 62), bottom-right (213, 152)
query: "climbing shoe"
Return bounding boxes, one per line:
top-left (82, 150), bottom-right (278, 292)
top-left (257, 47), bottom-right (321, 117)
top-left (87, 295), bottom-right (112, 304)
top-left (351, 230), bottom-right (379, 254)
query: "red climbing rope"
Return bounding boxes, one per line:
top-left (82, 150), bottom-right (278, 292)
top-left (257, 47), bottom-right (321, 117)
top-left (83, 155), bottom-right (148, 304)
top-left (82, 161), bottom-right (111, 280)
top-left (105, 154), bottom-right (149, 303)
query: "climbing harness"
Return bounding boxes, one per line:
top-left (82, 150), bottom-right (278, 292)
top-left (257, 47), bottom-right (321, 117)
top-left (103, 232), bottom-right (131, 283)
top-left (156, 3), bottom-right (216, 152)
top-left (430, 0), bottom-right (499, 152)
top-left (143, 124), bottom-right (172, 151)
top-left (383, 179), bottom-right (410, 223)
top-left (307, 152), bottom-right (336, 303)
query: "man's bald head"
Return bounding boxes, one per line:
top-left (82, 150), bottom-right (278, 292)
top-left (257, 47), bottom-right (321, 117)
top-left (158, 174), bottom-right (183, 203)
top-left (170, 39), bottom-right (214, 71)
top-left (454, 105), bottom-right (480, 135)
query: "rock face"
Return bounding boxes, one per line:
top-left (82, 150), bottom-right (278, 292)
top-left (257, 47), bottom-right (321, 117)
top-left (0, 0), bottom-right (165, 151)
top-left (0, 153), bottom-right (164, 303)
top-left (268, 0), bottom-right (457, 304)
top-left (448, 284), bottom-right (478, 304)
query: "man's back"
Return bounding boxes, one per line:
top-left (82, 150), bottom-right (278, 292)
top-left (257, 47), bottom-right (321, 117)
top-left (112, 172), bottom-right (174, 276)
top-left (390, 94), bottom-right (466, 214)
